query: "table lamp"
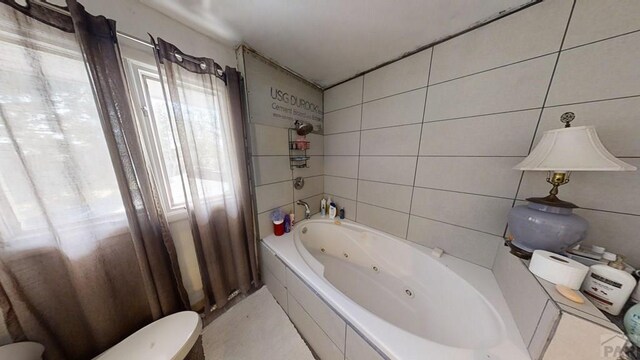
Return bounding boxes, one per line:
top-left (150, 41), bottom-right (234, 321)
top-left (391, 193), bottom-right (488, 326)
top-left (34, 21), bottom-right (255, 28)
top-left (507, 112), bottom-right (637, 259)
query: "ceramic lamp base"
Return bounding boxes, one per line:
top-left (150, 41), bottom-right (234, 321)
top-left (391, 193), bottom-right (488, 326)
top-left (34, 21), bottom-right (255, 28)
top-left (507, 201), bottom-right (588, 259)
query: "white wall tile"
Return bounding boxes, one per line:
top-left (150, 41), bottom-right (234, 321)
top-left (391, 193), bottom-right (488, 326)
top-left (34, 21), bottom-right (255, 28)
top-left (294, 175), bottom-right (324, 201)
top-left (357, 180), bottom-right (413, 213)
top-left (426, 54), bottom-right (556, 121)
top-left (575, 208), bottom-right (640, 267)
top-left (324, 156), bottom-right (359, 178)
top-left (543, 313), bottom-right (624, 360)
top-left (324, 76), bottom-right (363, 112)
top-left (535, 97), bottom-right (640, 157)
top-left (420, 109), bottom-right (540, 156)
top-left (286, 269), bottom-right (346, 351)
top-left (517, 158), bottom-right (640, 216)
top-left (324, 132), bottom-right (360, 155)
top-left (324, 105), bottom-right (362, 135)
top-left (287, 294), bottom-right (344, 360)
top-left (493, 246), bottom-right (551, 346)
top-left (410, 187), bottom-right (512, 235)
top-left (363, 49), bottom-right (431, 102)
top-left (359, 124), bottom-right (422, 156)
top-left (528, 302), bottom-right (561, 360)
top-left (324, 176), bottom-right (358, 200)
top-left (306, 132), bottom-right (324, 156)
top-left (253, 156), bottom-right (291, 185)
top-left (358, 156), bottom-right (417, 186)
top-left (324, 194), bottom-right (356, 221)
top-left (430, 0), bottom-right (572, 84)
top-left (563, 0), bottom-right (640, 49)
top-left (259, 242), bottom-right (286, 284)
top-left (345, 326), bottom-right (385, 360)
top-left (407, 216), bottom-right (502, 268)
top-left (262, 267), bottom-right (288, 312)
top-left (256, 181), bottom-right (293, 213)
top-left (356, 203), bottom-right (409, 238)
top-left (293, 156), bottom-right (324, 178)
top-left (548, 32), bottom-right (640, 106)
top-left (361, 88), bottom-right (426, 130)
top-left (250, 124), bottom-right (289, 155)
top-left (415, 157), bottom-right (523, 198)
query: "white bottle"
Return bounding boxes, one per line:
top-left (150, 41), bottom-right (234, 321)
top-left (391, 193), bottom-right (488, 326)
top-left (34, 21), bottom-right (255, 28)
top-left (581, 257), bottom-right (637, 315)
top-left (320, 198), bottom-right (327, 217)
top-left (328, 197), bottom-right (337, 220)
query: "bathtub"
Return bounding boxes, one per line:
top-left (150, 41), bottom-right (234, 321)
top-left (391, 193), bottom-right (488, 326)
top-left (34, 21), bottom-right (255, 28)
top-left (262, 217), bottom-right (531, 360)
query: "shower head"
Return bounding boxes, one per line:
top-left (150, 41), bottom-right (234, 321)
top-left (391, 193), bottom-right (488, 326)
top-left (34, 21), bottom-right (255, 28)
top-left (294, 121), bottom-right (314, 136)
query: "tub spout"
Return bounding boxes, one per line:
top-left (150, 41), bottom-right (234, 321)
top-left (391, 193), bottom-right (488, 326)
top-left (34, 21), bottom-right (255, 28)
top-left (296, 200), bottom-right (311, 219)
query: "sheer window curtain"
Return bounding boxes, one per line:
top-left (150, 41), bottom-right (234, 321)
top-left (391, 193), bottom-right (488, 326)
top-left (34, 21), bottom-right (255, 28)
top-left (0, 1), bottom-right (188, 358)
top-left (152, 38), bottom-right (259, 311)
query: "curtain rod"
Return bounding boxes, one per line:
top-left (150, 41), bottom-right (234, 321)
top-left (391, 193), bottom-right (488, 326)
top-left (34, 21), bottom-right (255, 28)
top-left (31, 0), bottom-right (153, 48)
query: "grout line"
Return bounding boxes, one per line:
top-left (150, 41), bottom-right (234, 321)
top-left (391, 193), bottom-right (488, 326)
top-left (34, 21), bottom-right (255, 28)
top-left (543, 93), bottom-right (640, 109)
top-left (354, 77), bottom-right (365, 221)
top-left (361, 86), bottom-right (427, 105)
top-left (506, 0), bottom-right (578, 239)
top-left (561, 26), bottom-right (640, 53)
top-left (528, 300), bottom-right (551, 347)
top-left (406, 49), bottom-right (434, 238)
top-left (428, 51), bottom-right (558, 87)
top-left (425, 106), bottom-right (543, 123)
top-left (409, 213), bottom-right (506, 237)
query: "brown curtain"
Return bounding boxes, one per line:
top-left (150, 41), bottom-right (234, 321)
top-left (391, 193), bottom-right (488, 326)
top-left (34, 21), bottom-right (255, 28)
top-left (0, 1), bottom-right (188, 359)
top-left (152, 38), bottom-right (259, 311)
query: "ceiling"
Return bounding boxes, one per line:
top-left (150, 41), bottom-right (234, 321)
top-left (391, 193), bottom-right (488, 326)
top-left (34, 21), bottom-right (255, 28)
top-left (143, 0), bottom-right (535, 88)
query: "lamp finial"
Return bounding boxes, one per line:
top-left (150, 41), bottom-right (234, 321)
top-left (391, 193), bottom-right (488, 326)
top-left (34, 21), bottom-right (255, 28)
top-left (560, 112), bottom-right (575, 128)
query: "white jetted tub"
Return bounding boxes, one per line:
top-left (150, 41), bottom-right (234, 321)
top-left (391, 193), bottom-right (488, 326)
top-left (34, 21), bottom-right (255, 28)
top-left (262, 217), bottom-right (530, 360)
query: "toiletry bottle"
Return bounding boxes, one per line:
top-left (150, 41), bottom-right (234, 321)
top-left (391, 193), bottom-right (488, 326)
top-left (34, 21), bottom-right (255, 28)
top-left (284, 214), bottom-right (291, 233)
top-left (329, 199), bottom-right (337, 220)
top-left (321, 198), bottom-right (327, 217)
top-left (581, 255), bottom-right (638, 315)
top-left (289, 212), bottom-right (295, 226)
top-left (625, 303), bottom-right (640, 347)
top-left (339, 207), bottom-right (345, 219)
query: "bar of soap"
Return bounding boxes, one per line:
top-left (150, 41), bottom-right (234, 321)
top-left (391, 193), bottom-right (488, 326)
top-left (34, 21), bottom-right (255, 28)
top-left (555, 284), bottom-right (584, 304)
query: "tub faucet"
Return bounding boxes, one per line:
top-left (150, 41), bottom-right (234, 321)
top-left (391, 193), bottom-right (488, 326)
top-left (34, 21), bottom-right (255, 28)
top-left (296, 200), bottom-right (311, 220)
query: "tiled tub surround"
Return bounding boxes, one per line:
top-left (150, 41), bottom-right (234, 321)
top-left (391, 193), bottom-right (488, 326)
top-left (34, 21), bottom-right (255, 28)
top-left (250, 123), bottom-right (325, 239)
top-left (322, 0), bottom-right (640, 269)
top-left (260, 218), bottom-right (530, 360)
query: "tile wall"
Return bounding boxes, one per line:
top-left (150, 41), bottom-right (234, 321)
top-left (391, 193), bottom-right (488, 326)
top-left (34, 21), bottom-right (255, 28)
top-left (322, 0), bottom-right (640, 268)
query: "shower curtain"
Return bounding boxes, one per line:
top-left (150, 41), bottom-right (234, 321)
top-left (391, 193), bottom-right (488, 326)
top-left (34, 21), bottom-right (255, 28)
top-left (153, 38), bottom-right (259, 311)
top-left (0, 1), bottom-right (188, 358)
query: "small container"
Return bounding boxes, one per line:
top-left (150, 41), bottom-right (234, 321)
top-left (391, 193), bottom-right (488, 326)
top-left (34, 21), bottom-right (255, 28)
top-left (321, 198), bottom-right (327, 217)
top-left (273, 220), bottom-right (284, 236)
top-left (339, 207), bottom-right (345, 219)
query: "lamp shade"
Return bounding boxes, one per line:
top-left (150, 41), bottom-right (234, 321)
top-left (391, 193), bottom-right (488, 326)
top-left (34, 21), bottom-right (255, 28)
top-left (514, 126), bottom-right (637, 171)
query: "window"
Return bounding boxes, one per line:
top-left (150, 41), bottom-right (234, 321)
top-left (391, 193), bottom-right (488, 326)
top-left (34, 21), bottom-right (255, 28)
top-left (125, 60), bottom-right (227, 219)
top-left (0, 21), bottom-right (128, 243)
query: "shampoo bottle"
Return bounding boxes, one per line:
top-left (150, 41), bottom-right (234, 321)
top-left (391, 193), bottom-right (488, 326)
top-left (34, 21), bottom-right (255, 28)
top-left (321, 198), bottom-right (327, 217)
top-left (581, 256), bottom-right (637, 315)
top-left (329, 198), bottom-right (337, 220)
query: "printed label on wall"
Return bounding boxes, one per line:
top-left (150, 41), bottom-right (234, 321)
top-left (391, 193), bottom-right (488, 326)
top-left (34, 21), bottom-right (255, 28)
top-left (243, 49), bottom-right (323, 131)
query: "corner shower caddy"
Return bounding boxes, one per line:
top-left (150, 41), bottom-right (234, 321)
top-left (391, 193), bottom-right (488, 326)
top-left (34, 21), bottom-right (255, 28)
top-left (288, 127), bottom-right (310, 169)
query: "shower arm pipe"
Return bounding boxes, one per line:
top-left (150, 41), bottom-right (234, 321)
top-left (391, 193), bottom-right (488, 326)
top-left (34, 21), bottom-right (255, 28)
top-left (30, 0), bottom-right (154, 48)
